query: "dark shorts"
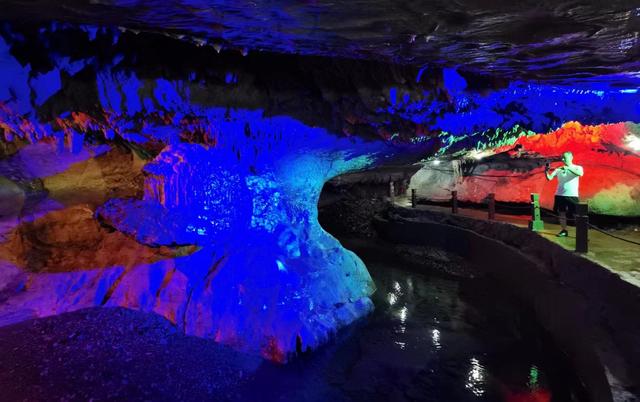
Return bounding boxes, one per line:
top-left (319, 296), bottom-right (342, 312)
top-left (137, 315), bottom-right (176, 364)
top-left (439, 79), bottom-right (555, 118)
top-left (554, 195), bottom-right (579, 216)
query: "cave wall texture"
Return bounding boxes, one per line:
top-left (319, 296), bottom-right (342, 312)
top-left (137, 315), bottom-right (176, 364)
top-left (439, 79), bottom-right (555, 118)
top-left (0, 10), bottom-right (638, 361)
top-left (411, 121), bottom-right (640, 216)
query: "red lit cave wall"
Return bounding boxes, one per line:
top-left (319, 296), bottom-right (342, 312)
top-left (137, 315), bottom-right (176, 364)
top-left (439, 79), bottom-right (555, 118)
top-left (410, 122), bottom-right (640, 216)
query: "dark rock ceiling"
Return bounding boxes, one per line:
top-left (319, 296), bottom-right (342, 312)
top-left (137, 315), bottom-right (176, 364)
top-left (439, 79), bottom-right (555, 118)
top-left (2, 0), bottom-right (640, 84)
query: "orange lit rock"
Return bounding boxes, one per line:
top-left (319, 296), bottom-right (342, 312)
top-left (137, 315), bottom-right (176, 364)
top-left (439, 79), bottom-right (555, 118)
top-left (0, 205), bottom-right (191, 273)
top-left (43, 147), bottom-right (146, 207)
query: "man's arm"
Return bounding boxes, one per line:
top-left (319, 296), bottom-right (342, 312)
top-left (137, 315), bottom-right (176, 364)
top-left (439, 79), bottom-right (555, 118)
top-left (545, 168), bottom-right (558, 181)
top-left (565, 165), bottom-right (584, 177)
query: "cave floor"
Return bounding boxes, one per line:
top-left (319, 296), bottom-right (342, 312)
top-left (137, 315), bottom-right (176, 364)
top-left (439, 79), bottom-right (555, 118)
top-left (394, 197), bottom-right (640, 288)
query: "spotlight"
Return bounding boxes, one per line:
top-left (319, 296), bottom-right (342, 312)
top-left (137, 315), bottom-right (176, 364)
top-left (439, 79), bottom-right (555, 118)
top-left (468, 149), bottom-right (490, 160)
top-left (625, 134), bottom-right (640, 151)
top-left (432, 159), bottom-right (441, 166)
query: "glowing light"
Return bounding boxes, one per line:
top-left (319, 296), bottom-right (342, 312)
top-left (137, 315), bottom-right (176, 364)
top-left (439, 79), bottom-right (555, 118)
top-left (528, 365), bottom-right (539, 389)
top-left (387, 292), bottom-right (397, 305)
top-left (432, 159), bottom-right (441, 166)
top-left (276, 259), bottom-right (287, 272)
top-left (625, 134), bottom-right (640, 151)
top-left (467, 149), bottom-right (493, 160)
top-left (465, 357), bottom-right (485, 397)
top-left (397, 306), bottom-right (408, 323)
top-left (431, 329), bottom-right (441, 350)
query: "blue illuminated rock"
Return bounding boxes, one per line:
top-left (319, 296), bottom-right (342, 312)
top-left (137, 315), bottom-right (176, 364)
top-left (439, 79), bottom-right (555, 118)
top-left (95, 112), bottom-right (388, 360)
top-left (0, 20), bottom-right (639, 362)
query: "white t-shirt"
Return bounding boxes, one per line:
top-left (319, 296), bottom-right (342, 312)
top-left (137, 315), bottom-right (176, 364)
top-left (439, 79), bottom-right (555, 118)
top-left (555, 165), bottom-right (583, 197)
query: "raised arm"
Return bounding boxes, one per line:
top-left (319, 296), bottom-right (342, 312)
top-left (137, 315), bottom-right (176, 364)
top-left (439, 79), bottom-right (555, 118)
top-left (545, 167), bottom-right (558, 181)
top-left (565, 165), bottom-right (584, 177)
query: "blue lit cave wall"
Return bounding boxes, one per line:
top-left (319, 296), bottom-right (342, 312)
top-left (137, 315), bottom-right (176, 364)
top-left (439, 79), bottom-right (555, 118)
top-left (0, 22), bottom-right (639, 361)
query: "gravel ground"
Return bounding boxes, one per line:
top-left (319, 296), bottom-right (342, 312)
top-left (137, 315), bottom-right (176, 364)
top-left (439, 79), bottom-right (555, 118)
top-left (0, 307), bottom-right (262, 401)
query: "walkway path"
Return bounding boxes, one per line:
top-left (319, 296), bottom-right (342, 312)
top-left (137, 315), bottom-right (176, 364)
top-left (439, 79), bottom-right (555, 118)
top-left (394, 196), bottom-right (640, 288)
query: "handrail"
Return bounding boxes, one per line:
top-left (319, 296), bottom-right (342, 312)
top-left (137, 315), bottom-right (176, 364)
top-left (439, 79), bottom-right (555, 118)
top-left (407, 189), bottom-right (640, 250)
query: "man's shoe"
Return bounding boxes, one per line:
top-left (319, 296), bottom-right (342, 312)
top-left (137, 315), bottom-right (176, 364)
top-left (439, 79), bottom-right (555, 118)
top-left (556, 230), bottom-right (568, 237)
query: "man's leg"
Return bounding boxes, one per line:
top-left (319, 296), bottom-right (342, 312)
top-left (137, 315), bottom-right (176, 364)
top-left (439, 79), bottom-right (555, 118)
top-left (559, 210), bottom-right (567, 231)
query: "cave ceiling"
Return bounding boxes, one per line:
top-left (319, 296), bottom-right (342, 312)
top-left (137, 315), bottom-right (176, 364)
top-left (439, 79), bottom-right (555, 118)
top-left (2, 0), bottom-right (639, 85)
top-left (0, 1), bottom-right (639, 153)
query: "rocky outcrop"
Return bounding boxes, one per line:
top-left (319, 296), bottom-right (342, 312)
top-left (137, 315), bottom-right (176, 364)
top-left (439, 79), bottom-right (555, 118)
top-left (43, 146), bottom-right (146, 207)
top-left (0, 204), bottom-right (189, 273)
top-left (0, 110), bottom-right (404, 361)
top-left (411, 122), bottom-right (640, 216)
top-left (94, 134), bottom-right (382, 361)
top-left (0, 176), bottom-right (24, 218)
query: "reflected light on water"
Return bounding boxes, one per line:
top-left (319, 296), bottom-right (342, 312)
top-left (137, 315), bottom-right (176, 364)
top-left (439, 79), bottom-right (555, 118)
top-left (394, 341), bottom-right (406, 350)
top-left (398, 306), bottom-right (408, 323)
top-left (406, 277), bottom-right (414, 292)
top-left (431, 329), bottom-right (441, 350)
top-left (394, 306), bottom-right (408, 334)
top-left (528, 365), bottom-right (539, 390)
top-left (465, 357), bottom-right (485, 397)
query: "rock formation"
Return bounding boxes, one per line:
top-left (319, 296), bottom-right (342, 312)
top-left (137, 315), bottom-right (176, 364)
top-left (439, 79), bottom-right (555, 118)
top-left (0, 12), bottom-right (638, 361)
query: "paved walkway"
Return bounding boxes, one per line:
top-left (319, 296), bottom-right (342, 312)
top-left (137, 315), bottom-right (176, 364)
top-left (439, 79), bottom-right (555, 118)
top-left (394, 197), bottom-right (640, 288)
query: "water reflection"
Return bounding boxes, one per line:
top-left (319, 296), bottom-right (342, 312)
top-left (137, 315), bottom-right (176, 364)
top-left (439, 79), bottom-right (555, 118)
top-left (394, 341), bottom-right (407, 350)
top-left (389, 278), bottom-right (409, 339)
top-left (232, 239), bottom-right (583, 402)
top-left (528, 365), bottom-right (539, 390)
top-left (431, 328), bottom-right (441, 350)
top-left (397, 306), bottom-right (408, 323)
top-left (466, 357), bottom-right (486, 397)
top-left (395, 305), bottom-right (408, 334)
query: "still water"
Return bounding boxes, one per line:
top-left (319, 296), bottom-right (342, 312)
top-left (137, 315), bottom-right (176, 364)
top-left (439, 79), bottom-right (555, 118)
top-left (236, 237), bottom-right (585, 402)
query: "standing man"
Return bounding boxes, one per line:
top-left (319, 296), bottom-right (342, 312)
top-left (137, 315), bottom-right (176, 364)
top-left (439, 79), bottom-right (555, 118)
top-left (545, 151), bottom-right (584, 237)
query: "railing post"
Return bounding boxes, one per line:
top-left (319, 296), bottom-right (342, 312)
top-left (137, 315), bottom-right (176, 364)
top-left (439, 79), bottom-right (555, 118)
top-left (451, 190), bottom-right (458, 214)
top-left (528, 193), bottom-right (544, 231)
top-left (411, 188), bottom-right (417, 208)
top-left (487, 193), bottom-right (496, 220)
top-left (389, 181), bottom-right (395, 204)
top-left (575, 203), bottom-right (589, 253)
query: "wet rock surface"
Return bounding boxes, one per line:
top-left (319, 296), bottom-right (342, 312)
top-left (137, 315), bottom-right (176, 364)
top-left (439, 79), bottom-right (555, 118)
top-left (319, 184), bottom-right (391, 238)
top-left (393, 244), bottom-right (477, 279)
